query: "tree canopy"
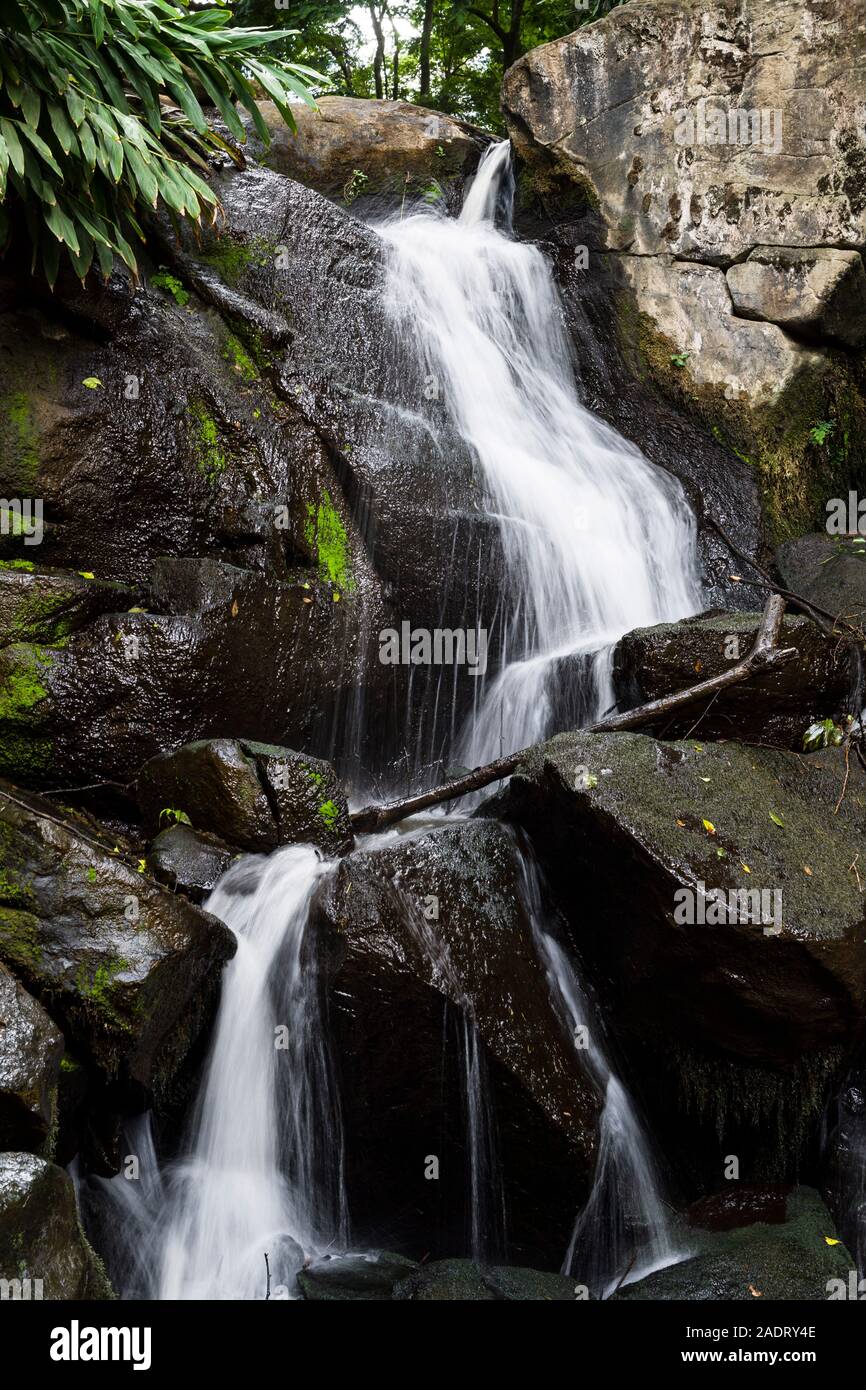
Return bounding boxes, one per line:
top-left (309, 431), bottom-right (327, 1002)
top-left (233, 1), bottom-right (626, 132)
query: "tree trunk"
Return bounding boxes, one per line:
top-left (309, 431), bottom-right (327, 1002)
top-left (419, 0), bottom-right (435, 100)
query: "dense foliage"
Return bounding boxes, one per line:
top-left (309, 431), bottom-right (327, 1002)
top-left (0, 0), bottom-right (319, 285)
top-left (234, 1), bottom-right (628, 131)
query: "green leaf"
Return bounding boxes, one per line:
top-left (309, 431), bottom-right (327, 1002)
top-left (769, 811), bottom-right (785, 828)
top-left (81, 379), bottom-right (101, 390)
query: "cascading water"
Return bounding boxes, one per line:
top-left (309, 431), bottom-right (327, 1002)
top-left (381, 141), bottom-right (702, 767)
top-left (84, 846), bottom-right (347, 1300)
top-left (79, 140), bottom-right (701, 1299)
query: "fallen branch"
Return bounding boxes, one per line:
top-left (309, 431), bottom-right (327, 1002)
top-left (350, 595), bottom-right (794, 834)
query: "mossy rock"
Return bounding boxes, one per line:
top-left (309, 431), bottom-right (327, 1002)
top-left (0, 1151), bottom-right (114, 1299)
top-left (0, 960), bottom-right (63, 1154)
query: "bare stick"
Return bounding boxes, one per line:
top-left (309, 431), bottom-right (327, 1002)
top-left (350, 596), bottom-right (792, 834)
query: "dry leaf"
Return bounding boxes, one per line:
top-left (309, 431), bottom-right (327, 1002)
top-left (748, 1284), bottom-right (763, 1297)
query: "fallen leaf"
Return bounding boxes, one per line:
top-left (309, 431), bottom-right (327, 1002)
top-left (803, 865), bottom-right (813, 876)
top-left (82, 376), bottom-right (102, 389)
top-left (769, 811), bottom-right (785, 828)
top-left (231, 599), bottom-right (239, 618)
top-left (824, 1236), bottom-right (840, 1246)
top-left (676, 819), bottom-right (686, 827)
top-left (702, 819), bottom-right (716, 835)
top-left (741, 862), bottom-right (751, 874)
top-left (694, 658), bottom-right (703, 673)
top-left (748, 1284), bottom-right (763, 1298)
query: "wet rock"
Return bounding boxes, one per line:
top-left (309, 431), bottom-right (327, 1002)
top-left (498, 730), bottom-right (866, 1189)
top-left (0, 562), bottom-right (136, 646)
top-left (687, 1185), bottom-right (790, 1233)
top-left (615, 1188), bottom-right (854, 1301)
top-left (393, 1257), bottom-right (575, 1301)
top-left (297, 1251), bottom-right (419, 1302)
top-left (137, 737), bottom-right (352, 855)
top-left (0, 780), bottom-right (235, 1108)
top-left (0, 961), bottom-right (63, 1152)
top-left (251, 96), bottom-right (489, 211)
top-left (776, 533), bottom-right (866, 631)
top-left (612, 609), bottom-right (856, 748)
top-left (0, 1151), bottom-right (113, 1299)
top-left (823, 1054), bottom-right (866, 1273)
top-left (316, 818), bottom-right (599, 1268)
top-left (145, 824), bottom-right (234, 902)
top-left (727, 248), bottom-right (866, 348)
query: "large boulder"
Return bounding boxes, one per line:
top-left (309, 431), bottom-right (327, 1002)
top-left (252, 96), bottom-right (489, 210)
top-left (137, 737), bottom-right (352, 855)
top-left (145, 825), bottom-right (233, 902)
top-left (0, 781), bottom-right (235, 1110)
top-left (0, 1151), bottom-right (112, 1299)
top-left (497, 729), bottom-right (866, 1190)
top-left (612, 609), bottom-right (857, 748)
top-left (393, 1257), bottom-right (575, 1301)
top-left (727, 247), bottom-right (866, 347)
top-left (776, 533), bottom-right (866, 631)
top-left (316, 818), bottom-right (600, 1268)
top-left (0, 961), bottom-right (63, 1153)
top-left (503, 0), bottom-right (866, 543)
top-left (615, 1187), bottom-right (854, 1301)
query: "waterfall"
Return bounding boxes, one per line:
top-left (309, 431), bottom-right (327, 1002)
top-left (381, 141), bottom-right (702, 766)
top-left (517, 852), bottom-right (682, 1295)
top-left (83, 846), bottom-right (347, 1300)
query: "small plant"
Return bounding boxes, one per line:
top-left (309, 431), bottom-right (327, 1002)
top-left (421, 178), bottom-right (444, 205)
top-left (435, 145), bottom-right (446, 158)
top-left (803, 717), bottom-right (845, 751)
top-left (151, 268), bottom-right (190, 308)
top-left (159, 807), bottom-right (192, 828)
top-left (670, 351), bottom-right (691, 368)
top-left (809, 419), bottom-right (836, 446)
top-left (343, 168), bottom-right (369, 204)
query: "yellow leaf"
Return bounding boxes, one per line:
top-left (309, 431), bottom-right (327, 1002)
top-left (824, 1236), bottom-right (840, 1245)
top-left (675, 819), bottom-right (686, 827)
top-left (702, 819), bottom-right (715, 835)
top-left (231, 599), bottom-right (239, 618)
top-left (741, 863), bottom-right (751, 873)
top-left (804, 865), bottom-right (813, 876)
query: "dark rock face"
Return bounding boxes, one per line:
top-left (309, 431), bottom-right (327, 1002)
top-left (0, 1151), bottom-right (113, 1299)
top-left (145, 825), bottom-right (233, 902)
top-left (497, 730), bottom-right (866, 1191)
top-left (615, 1188), bottom-right (853, 1301)
top-left (823, 1054), bottom-right (866, 1274)
top-left (777, 533), bottom-right (866, 631)
top-left (687, 1185), bottom-right (790, 1233)
top-left (0, 780), bottom-right (235, 1110)
top-left (0, 960), bottom-right (63, 1152)
top-left (137, 737), bottom-right (352, 855)
top-left (612, 609), bottom-right (857, 748)
top-left (251, 96), bottom-right (490, 212)
top-left (315, 818), bottom-right (600, 1268)
top-left (0, 563), bottom-right (136, 647)
top-left (297, 1251), bottom-right (419, 1302)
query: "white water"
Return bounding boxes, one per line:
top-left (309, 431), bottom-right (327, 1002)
top-left (516, 851), bottom-right (682, 1294)
top-left (145, 847), bottom-right (345, 1299)
top-left (382, 141), bottom-right (701, 765)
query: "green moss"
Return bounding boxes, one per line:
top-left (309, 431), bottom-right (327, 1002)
top-left (222, 333), bottom-right (259, 383)
top-left (75, 956), bottom-right (131, 1028)
top-left (59, 1056), bottom-right (79, 1073)
top-left (199, 235), bottom-right (274, 287)
top-left (303, 491), bottom-right (354, 591)
top-left (0, 865), bottom-right (34, 908)
top-left (188, 402), bottom-right (227, 483)
top-left (0, 391), bottom-right (40, 487)
top-left (0, 907), bottom-right (42, 969)
top-left (0, 644), bottom-right (52, 721)
top-left (0, 559), bottom-right (35, 571)
top-left (318, 799), bottom-right (341, 831)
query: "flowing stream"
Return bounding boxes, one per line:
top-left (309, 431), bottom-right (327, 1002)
top-left (381, 141), bottom-right (701, 763)
top-left (82, 141), bottom-right (701, 1299)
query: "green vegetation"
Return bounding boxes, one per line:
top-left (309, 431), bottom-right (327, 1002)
top-left (0, 0), bottom-right (320, 286)
top-left (318, 799), bottom-right (341, 830)
top-left (234, 1), bottom-right (628, 131)
top-left (151, 267), bottom-right (190, 307)
top-left (189, 402), bottom-right (227, 483)
top-left (223, 333), bottom-right (259, 382)
top-left (304, 491), bottom-right (354, 591)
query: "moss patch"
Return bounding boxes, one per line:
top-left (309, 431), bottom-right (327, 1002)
top-left (188, 402), bottom-right (227, 483)
top-left (303, 491), bottom-right (354, 591)
top-left (222, 334), bottom-right (259, 383)
top-left (0, 391), bottom-right (40, 489)
top-left (0, 907), bottom-right (42, 970)
top-left (199, 235), bottom-right (275, 287)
